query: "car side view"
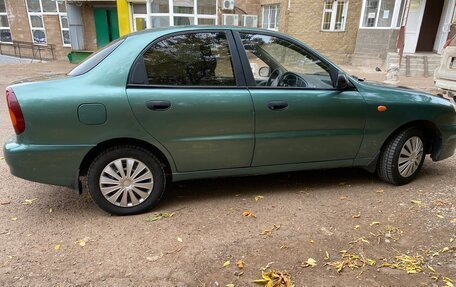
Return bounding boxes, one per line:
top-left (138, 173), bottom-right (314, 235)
top-left (4, 26), bottom-right (456, 215)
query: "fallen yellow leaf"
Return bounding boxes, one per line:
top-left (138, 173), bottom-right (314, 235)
top-left (223, 260), bottom-right (230, 267)
top-left (255, 195), bottom-right (264, 201)
top-left (75, 239), bottom-right (86, 247)
top-left (450, 218), bottom-right (456, 223)
top-left (302, 258), bottom-right (317, 267)
top-left (242, 210), bottom-right (257, 218)
top-left (352, 213), bottom-right (361, 218)
top-left (427, 265), bottom-right (436, 273)
top-left (177, 237), bottom-right (183, 242)
top-left (23, 198), bottom-right (37, 205)
top-left (236, 259), bottom-right (245, 269)
top-left (411, 200), bottom-right (422, 205)
top-left (54, 244), bottom-right (61, 251)
top-left (376, 189), bottom-right (384, 193)
top-left (226, 284), bottom-right (235, 287)
top-left (10, 217), bottom-right (17, 221)
top-left (354, 225), bottom-right (360, 230)
top-left (309, 240), bottom-right (315, 244)
top-left (370, 221), bottom-right (381, 226)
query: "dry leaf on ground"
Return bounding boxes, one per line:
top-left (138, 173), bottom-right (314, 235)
top-left (301, 258), bottom-right (317, 268)
top-left (243, 210), bottom-right (257, 218)
top-left (255, 195), bottom-right (264, 201)
top-left (253, 270), bottom-right (294, 287)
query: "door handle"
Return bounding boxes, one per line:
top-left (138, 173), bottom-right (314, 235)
top-left (267, 100), bottom-right (288, 111)
top-left (146, 100), bottom-right (171, 111)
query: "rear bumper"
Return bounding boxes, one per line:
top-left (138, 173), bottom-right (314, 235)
top-left (3, 136), bottom-right (93, 187)
top-left (434, 124), bottom-right (456, 161)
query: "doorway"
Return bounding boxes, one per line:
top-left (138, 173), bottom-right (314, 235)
top-left (94, 8), bottom-right (120, 48)
top-left (416, 0), bottom-right (444, 51)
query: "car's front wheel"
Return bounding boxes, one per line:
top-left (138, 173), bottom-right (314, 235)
top-left (377, 127), bottom-right (427, 185)
top-left (87, 145), bottom-right (166, 215)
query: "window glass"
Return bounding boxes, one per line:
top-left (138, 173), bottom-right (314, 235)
top-left (133, 4), bottom-right (147, 14)
top-left (240, 33), bottom-right (333, 88)
top-left (262, 5), bottom-right (279, 30)
top-left (68, 38), bottom-right (125, 76)
top-left (0, 0), bottom-right (5, 13)
top-left (135, 17), bottom-right (147, 31)
top-left (61, 15), bottom-right (68, 28)
top-left (142, 32), bottom-right (236, 86)
top-left (41, 0), bottom-right (57, 12)
top-left (62, 30), bottom-right (70, 45)
top-left (32, 29), bottom-right (46, 44)
top-left (198, 18), bottom-right (215, 25)
top-left (173, 0), bottom-right (194, 14)
top-left (395, 0), bottom-right (406, 27)
top-left (150, 16), bottom-right (169, 27)
top-left (362, 0), bottom-right (378, 27)
top-left (377, 0), bottom-right (395, 27)
top-left (151, 0), bottom-right (169, 13)
top-left (30, 15), bottom-right (44, 27)
top-left (197, 0), bottom-right (216, 15)
top-left (174, 16), bottom-right (194, 25)
top-left (0, 14), bottom-right (8, 27)
top-left (57, 0), bottom-right (66, 12)
top-left (0, 28), bottom-right (11, 42)
top-left (27, 0), bottom-right (41, 12)
top-left (334, 1), bottom-right (345, 30)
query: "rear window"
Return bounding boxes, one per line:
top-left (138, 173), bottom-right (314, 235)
top-left (68, 39), bottom-right (125, 76)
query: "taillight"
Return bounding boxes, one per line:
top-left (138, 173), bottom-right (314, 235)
top-left (6, 87), bottom-right (25, 134)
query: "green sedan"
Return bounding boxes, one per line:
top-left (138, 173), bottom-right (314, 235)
top-left (4, 27), bottom-right (456, 215)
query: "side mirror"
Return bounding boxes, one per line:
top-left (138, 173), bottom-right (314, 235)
top-left (259, 66), bottom-right (270, 77)
top-left (336, 72), bottom-right (350, 89)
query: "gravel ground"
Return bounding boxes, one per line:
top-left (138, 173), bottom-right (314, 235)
top-left (0, 61), bottom-right (455, 287)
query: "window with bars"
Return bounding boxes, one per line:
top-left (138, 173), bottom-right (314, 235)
top-left (321, 0), bottom-right (348, 31)
top-left (0, 0), bottom-right (12, 43)
top-left (262, 4), bottom-right (280, 31)
top-left (25, 0), bottom-right (69, 46)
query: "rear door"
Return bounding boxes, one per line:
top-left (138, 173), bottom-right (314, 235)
top-left (126, 30), bottom-right (254, 172)
top-left (235, 31), bottom-right (366, 166)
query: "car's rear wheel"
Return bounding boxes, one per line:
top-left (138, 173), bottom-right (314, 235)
top-left (87, 145), bottom-right (166, 215)
top-left (377, 127), bottom-right (427, 185)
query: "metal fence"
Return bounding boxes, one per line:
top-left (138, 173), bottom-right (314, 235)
top-left (0, 41), bottom-right (55, 61)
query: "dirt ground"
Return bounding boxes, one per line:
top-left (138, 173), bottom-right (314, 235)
top-left (0, 61), bottom-right (455, 287)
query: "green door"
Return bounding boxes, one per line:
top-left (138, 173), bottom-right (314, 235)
top-left (238, 32), bottom-right (366, 166)
top-left (94, 8), bottom-right (119, 48)
top-left (126, 31), bottom-right (254, 172)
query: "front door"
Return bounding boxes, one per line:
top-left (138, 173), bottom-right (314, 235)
top-left (404, 0), bottom-right (427, 53)
top-left (126, 31), bottom-right (254, 172)
top-left (434, 0), bottom-right (456, 53)
top-left (94, 8), bottom-right (120, 48)
top-left (237, 32), bottom-right (366, 166)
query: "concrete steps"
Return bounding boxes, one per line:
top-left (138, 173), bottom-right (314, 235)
top-left (350, 53), bottom-right (384, 68)
top-left (386, 52), bottom-right (442, 77)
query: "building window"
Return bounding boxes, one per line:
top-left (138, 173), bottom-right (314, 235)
top-left (141, 0), bottom-right (216, 29)
top-left (322, 0), bottom-right (348, 31)
top-left (25, 0), bottom-right (69, 46)
top-left (262, 4), bottom-right (279, 31)
top-left (360, 0), bottom-right (405, 28)
top-left (0, 0), bottom-right (12, 43)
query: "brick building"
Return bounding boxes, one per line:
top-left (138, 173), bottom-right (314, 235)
top-left (0, 0), bottom-right (455, 67)
top-left (0, 0), bottom-right (70, 60)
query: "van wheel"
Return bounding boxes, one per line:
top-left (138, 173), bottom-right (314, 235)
top-left (87, 145), bottom-right (166, 215)
top-left (377, 127), bottom-right (426, 185)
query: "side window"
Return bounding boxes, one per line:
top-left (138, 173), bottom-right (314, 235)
top-left (240, 33), bottom-right (334, 89)
top-left (142, 32), bottom-right (236, 86)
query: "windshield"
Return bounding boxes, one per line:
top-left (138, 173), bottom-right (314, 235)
top-left (68, 38), bottom-right (125, 76)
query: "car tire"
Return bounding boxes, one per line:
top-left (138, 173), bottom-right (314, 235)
top-left (377, 127), bottom-right (427, 185)
top-left (87, 145), bottom-right (166, 215)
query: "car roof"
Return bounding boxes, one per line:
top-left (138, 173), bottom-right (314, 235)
top-left (126, 25), bottom-right (283, 39)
